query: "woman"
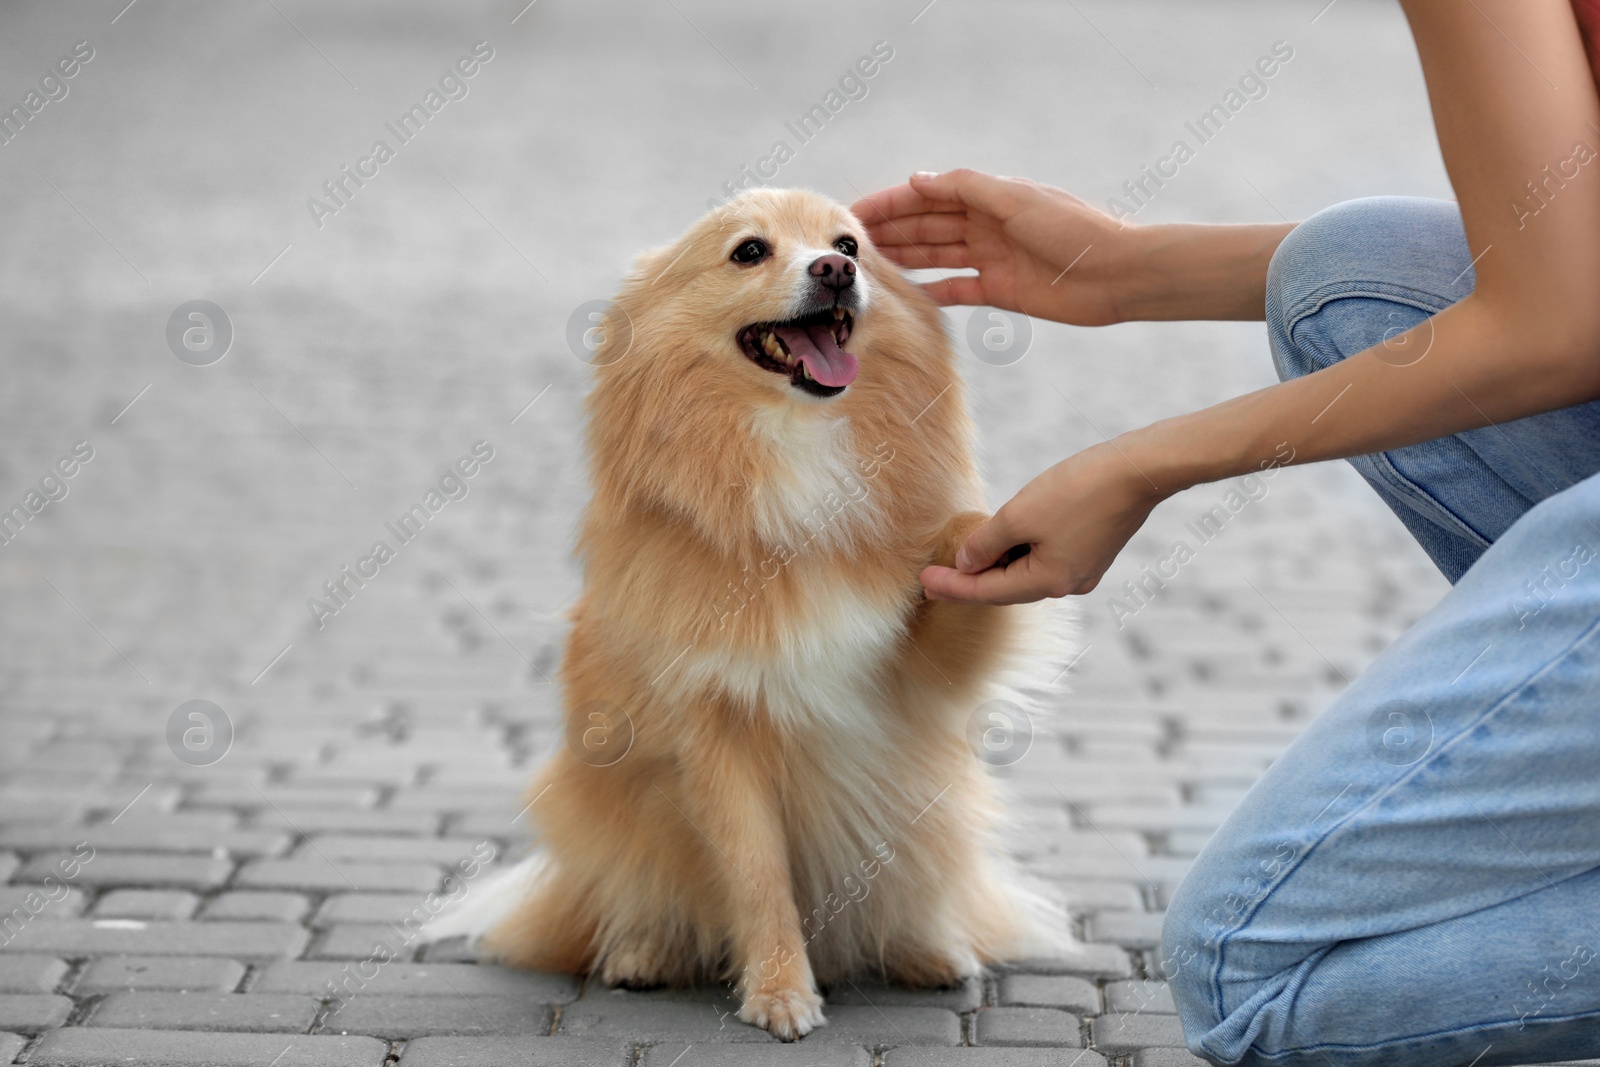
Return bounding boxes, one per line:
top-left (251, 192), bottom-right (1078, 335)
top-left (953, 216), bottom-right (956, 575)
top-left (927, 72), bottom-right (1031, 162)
top-left (854, 3), bottom-right (1600, 1065)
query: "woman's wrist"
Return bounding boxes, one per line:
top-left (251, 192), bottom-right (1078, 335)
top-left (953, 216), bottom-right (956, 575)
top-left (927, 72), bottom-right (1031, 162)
top-left (1115, 405), bottom-right (1259, 500)
top-left (1114, 222), bottom-right (1296, 323)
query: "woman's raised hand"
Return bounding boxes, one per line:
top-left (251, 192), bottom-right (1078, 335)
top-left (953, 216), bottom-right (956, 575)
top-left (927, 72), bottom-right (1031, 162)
top-left (851, 169), bottom-right (1136, 326)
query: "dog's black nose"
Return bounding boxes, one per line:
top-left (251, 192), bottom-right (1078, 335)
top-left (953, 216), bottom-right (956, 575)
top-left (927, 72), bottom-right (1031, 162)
top-left (809, 253), bottom-right (856, 293)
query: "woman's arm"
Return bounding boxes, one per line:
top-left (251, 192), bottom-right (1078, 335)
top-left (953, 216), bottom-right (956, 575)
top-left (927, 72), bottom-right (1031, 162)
top-left (925, 0), bottom-right (1600, 604)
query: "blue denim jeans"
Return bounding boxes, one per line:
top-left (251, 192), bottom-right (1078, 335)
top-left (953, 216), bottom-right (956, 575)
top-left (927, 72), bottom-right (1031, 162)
top-left (1162, 197), bottom-right (1600, 1067)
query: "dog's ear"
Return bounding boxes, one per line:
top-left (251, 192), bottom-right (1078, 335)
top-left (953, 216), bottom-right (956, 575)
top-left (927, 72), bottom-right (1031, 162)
top-left (626, 243), bottom-right (679, 290)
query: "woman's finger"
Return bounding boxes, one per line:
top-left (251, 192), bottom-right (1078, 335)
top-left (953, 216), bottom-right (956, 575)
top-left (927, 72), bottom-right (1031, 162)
top-left (909, 168), bottom-right (1026, 220)
top-left (916, 274), bottom-right (988, 307)
top-left (954, 508), bottom-right (1027, 572)
top-left (919, 554), bottom-right (1056, 605)
top-left (862, 212), bottom-right (968, 247)
top-left (850, 181), bottom-right (967, 226)
top-left (876, 243), bottom-right (973, 271)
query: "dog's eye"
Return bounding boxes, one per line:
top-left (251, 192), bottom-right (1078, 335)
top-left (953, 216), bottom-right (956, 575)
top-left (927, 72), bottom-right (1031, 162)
top-left (834, 235), bottom-right (859, 258)
top-left (730, 239), bottom-right (769, 265)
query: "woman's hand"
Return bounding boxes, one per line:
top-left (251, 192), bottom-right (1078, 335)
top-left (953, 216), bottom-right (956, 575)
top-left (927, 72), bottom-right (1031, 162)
top-left (921, 440), bottom-right (1172, 604)
top-left (851, 169), bottom-right (1132, 326)
top-left (852, 169), bottom-right (1293, 323)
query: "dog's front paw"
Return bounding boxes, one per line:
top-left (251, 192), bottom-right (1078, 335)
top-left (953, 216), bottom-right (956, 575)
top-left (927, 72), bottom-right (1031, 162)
top-left (739, 985), bottom-right (827, 1041)
top-left (930, 510), bottom-right (992, 570)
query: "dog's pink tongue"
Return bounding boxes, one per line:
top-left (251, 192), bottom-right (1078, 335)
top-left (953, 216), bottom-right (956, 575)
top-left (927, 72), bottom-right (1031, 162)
top-left (775, 323), bottom-right (858, 387)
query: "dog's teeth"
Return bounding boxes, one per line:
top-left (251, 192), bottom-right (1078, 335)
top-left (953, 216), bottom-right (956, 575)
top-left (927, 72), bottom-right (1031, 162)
top-left (800, 364), bottom-right (815, 381)
top-left (762, 333), bottom-right (781, 358)
top-left (832, 307), bottom-right (845, 320)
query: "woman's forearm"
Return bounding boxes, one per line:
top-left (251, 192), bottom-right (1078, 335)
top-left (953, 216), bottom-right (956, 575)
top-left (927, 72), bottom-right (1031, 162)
top-left (1126, 293), bottom-right (1600, 493)
top-left (1113, 222), bottom-right (1295, 323)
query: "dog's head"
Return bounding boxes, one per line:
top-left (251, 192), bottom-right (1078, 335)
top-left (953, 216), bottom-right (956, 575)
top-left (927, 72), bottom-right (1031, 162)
top-left (622, 188), bottom-right (882, 400)
top-left (584, 188), bottom-right (970, 555)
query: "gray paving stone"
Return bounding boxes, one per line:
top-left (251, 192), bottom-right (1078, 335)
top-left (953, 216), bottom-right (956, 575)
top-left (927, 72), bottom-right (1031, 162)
top-left (191, 782), bottom-right (381, 808)
top-left (0, 785), bottom-right (181, 816)
top-left (1106, 979), bottom-right (1178, 1014)
top-left (1087, 910), bottom-right (1167, 950)
top-left (384, 790), bottom-right (523, 815)
top-left (449, 813), bottom-right (532, 841)
top-left (822, 976), bottom-right (981, 1011)
top-left (1160, 830), bottom-right (1216, 858)
top-left (972, 1006), bottom-right (1081, 1047)
top-left (200, 891), bottom-right (311, 922)
top-left (19, 853), bottom-right (233, 891)
top-left (640, 1045), bottom-right (872, 1066)
top-left (0, 955), bottom-right (68, 994)
top-left (418, 938), bottom-right (478, 963)
top-left (238, 860), bottom-right (442, 893)
top-left (0, 921), bottom-right (308, 958)
top-left (255, 961), bottom-right (578, 1002)
top-left (26, 1027), bottom-right (388, 1066)
top-left (0, 993), bottom-right (72, 1031)
top-left (1033, 856), bottom-right (1195, 887)
top-left (1055, 880), bottom-right (1148, 913)
top-left (313, 893), bottom-right (444, 926)
top-left (400, 1036), bottom-right (631, 1067)
top-left (296, 836), bottom-right (500, 865)
top-left (91, 889), bottom-right (200, 920)
top-left (0, 822), bottom-right (290, 858)
top-left (75, 956), bottom-right (247, 994)
top-left (1019, 830), bottom-right (1153, 866)
top-left (998, 942), bottom-right (1135, 979)
top-left (249, 808), bottom-right (442, 836)
top-left (1130, 1050), bottom-right (1212, 1067)
top-left (1090, 1012), bottom-right (1192, 1053)
top-left (559, 993), bottom-right (777, 1043)
top-left (0, 885), bottom-right (88, 919)
top-left (307, 924), bottom-right (425, 961)
top-left (0, 1031), bottom-right (24, 1064)
top-left (997, 974), bottom-right (1099, 1015)
top-left (883, 1052), bottom-right (1108, 1067)
top-left (91, 991), bottom-right (319, 1032)
top-left (324, 995), bottom-right (552, 1037)
top-left (802, 1006), bottom-right (959, 1046)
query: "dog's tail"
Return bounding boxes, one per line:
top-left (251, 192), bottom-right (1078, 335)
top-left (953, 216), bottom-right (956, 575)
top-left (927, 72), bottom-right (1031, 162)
top-left (1007, 866), bottom-right (1077, 958)
top-left (419, 853), bottom-right (546, 947)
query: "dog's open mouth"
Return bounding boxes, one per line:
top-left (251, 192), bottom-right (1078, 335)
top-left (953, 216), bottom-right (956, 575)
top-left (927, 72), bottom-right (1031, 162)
top-left (736, 308), bottom-right (857, 398)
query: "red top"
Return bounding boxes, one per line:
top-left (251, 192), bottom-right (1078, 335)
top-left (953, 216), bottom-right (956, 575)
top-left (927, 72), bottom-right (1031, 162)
top-left (1576, 0), bottom-right (1600, 80)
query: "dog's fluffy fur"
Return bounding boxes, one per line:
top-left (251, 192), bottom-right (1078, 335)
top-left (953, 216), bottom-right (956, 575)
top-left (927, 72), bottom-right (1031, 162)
top-left (431, 189), bottom-right (1064, 1039)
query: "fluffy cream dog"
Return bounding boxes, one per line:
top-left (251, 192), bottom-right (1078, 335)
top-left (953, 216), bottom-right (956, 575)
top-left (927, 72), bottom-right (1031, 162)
top-left (430, 189), bottom-right (1064, 1039)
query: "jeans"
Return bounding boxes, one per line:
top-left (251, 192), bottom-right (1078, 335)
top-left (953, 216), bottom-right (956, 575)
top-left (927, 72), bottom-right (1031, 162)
top-left (1162, 197), bottom-right (1600, 1067)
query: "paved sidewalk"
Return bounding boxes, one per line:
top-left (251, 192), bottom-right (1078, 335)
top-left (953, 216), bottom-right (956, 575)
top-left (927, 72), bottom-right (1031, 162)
top-left (0, 0), bottom-right (1548, 1064)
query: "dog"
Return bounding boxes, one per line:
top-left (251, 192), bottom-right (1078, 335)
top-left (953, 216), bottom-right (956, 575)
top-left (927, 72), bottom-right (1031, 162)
top-left (429, 188), bottom-right (1065, 1039)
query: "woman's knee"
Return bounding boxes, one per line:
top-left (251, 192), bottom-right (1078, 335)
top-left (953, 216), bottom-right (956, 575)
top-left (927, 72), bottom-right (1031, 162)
top-left (1160, 869), bottom-right (1231, 1051)
top-left (1159, 826), bottom-right (1322, 1062)
top-left (1265, 196), bottom-right (1471, 384)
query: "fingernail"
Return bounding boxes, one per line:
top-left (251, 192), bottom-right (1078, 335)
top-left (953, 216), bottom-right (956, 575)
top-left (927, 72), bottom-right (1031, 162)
top-left (912, 170), bottom-right (939, 181)
top-left (955, 548), bottom-right (971, 570)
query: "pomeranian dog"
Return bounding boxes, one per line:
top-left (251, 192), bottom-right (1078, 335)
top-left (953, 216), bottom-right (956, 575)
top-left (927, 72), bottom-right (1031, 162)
top-left (430, 188), bottom-right (1063, 1039)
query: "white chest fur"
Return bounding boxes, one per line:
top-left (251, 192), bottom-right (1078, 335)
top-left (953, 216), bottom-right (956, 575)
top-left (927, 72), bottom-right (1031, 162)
top-left (746, 406), bottom-right (884, 558)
